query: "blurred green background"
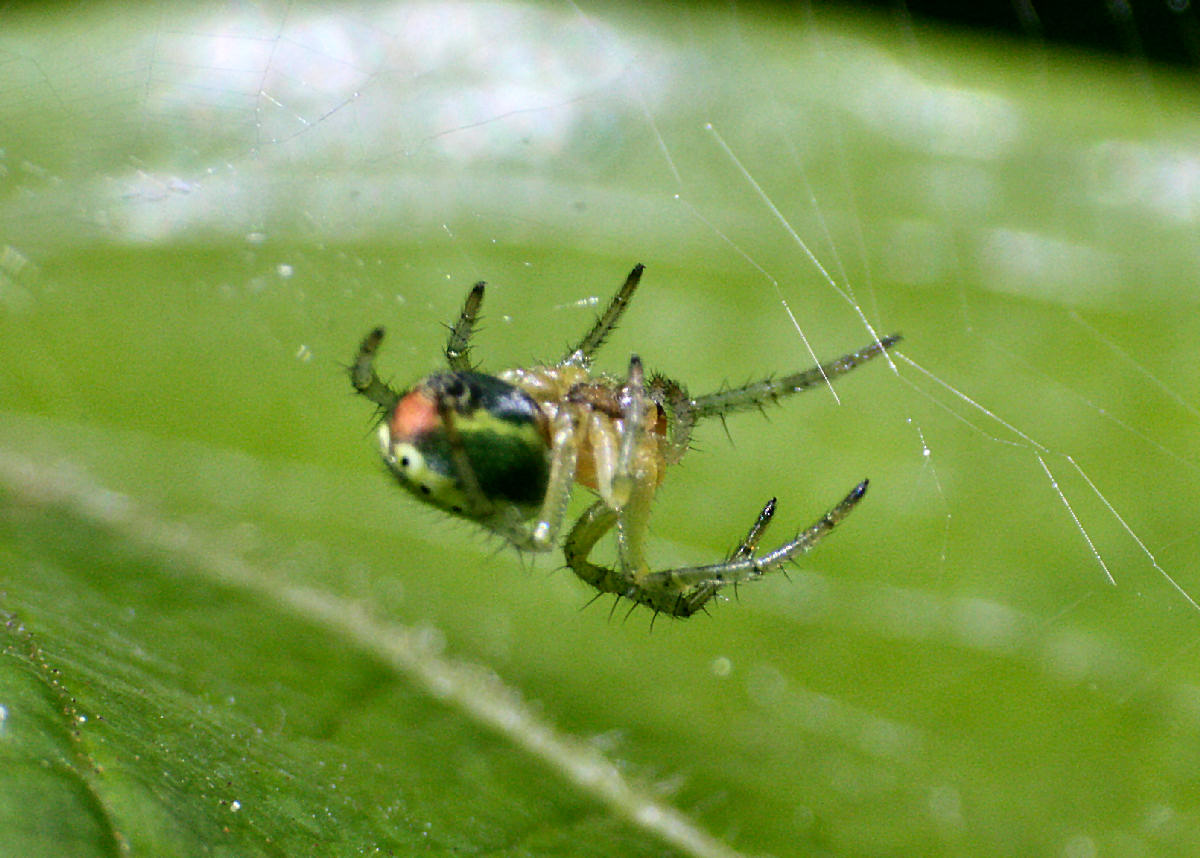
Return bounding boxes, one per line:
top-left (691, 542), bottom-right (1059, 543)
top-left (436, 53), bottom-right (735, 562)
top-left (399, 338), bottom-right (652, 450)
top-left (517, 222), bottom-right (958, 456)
top-left (4, 2), bottom-right (1200, 856)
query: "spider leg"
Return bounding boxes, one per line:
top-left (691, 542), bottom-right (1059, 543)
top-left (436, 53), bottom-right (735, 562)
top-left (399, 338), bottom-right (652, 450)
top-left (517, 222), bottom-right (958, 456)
top-left (350, 327), bottom-right (401, 411)
top-left (646, 373), bottom-right (694, 465)
top-left (666, 496), bottom-right (779, 613)
top-left (563, 499), bottom-right (625, 596)
top-left (566, 481), bottom-right (865, 617)
top-left (612, 356), bottom-right (659, 579)
top-left (525, 408), bottom-right (581, 550)
top-left (731, 497), bottom-right (777, 560)
top-left (561, 263), bottom-right (644, 367)
top-left (611, 354), bottom-right (649, 508)
top-left (643, 480), bottom-right (869, 616)
top-left (689, 334), bottom-right (901, 421)
top-left (445, 282), bottom-right (485, 371)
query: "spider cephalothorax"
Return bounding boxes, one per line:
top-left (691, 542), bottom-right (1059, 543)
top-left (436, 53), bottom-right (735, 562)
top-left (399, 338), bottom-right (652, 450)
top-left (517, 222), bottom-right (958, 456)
top-left (352, 264), bottom-right (899, 618)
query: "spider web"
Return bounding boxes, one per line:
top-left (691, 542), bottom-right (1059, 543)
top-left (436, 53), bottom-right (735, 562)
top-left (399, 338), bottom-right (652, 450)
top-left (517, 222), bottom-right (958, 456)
top-left (3, 1), bottom-right (1200, 856)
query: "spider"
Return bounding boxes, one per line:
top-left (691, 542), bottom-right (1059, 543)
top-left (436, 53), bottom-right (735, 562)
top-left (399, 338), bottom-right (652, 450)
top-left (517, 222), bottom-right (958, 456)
top-left (351, 264), bottom-right (899, 618)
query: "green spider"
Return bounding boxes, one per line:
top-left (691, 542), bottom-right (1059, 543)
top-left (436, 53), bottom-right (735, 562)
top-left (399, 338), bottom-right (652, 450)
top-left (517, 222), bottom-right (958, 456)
top-left (351, 264), bottom-right (899, 618)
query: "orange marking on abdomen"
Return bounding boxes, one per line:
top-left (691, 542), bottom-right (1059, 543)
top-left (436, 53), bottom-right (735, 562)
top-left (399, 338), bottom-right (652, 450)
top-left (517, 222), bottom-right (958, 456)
top-left (389, 389), bottom-right (441, 441)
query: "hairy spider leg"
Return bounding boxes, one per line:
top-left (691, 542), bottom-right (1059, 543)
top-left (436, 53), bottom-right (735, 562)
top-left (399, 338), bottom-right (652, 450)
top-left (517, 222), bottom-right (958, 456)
top-left (566, 481), bottom-right (867, 618)
top-left (689, 334), bottom-right (901, 420)
top-left (351, 327), bottom-right (401, 411)
top-left (731, 496), bottom-right (777, 561)
top-left (445, 282), bottom-right (485, 371)
top-left (561, 263), bottom-right (645, 367)
top-left (563, 500), bottom-right (623, 596)
top-left (523, 405), bottom-right (581, 550)
top-left (652, 496), bottom-right (779, 614)
top-left (611, 354), bottom-right (648, 508)
top-left (646, 481), bottom-right (868, 616)
top-left (612, 355), bottom-right (659, 578)
top-left (646, 374), bottom-right (694, 465)
top-left (431, 390), bottom-right (493, 519)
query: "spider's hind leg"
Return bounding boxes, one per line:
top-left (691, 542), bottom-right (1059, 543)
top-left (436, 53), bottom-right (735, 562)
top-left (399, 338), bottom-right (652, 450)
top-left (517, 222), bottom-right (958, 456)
top-left (563, 499), bottom-right (624, 599)
top-left (643, 480), bottom-right (869, 617)
top-left (564, 483), bottom-right (866, 619)
top-left (679, 496), bottom-right (779, 613)
top-left (731, 497), bottom-right (777, 561)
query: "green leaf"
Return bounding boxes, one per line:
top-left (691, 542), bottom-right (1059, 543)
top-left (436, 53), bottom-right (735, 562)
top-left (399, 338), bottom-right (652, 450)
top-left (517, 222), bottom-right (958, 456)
top-left (3, 2), bottom-right (1200, 856)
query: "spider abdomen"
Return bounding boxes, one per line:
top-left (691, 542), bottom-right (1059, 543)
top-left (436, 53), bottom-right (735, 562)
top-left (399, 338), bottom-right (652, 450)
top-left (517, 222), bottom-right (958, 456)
top-left (380, 372), bottom-right (551, 515)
